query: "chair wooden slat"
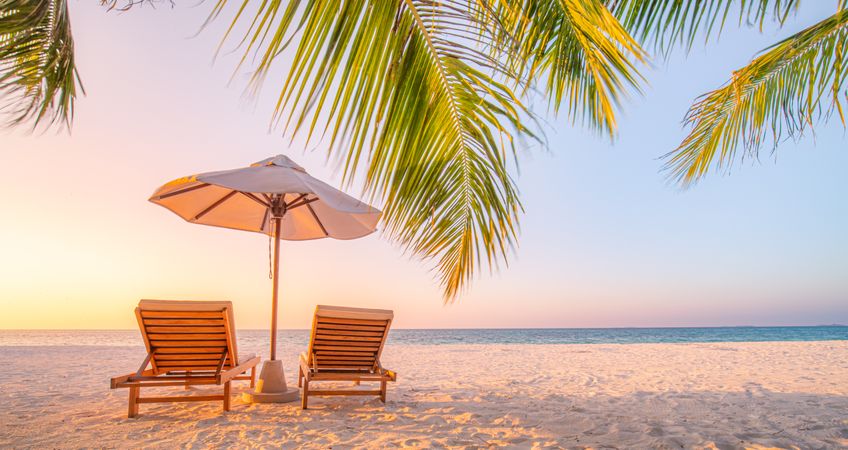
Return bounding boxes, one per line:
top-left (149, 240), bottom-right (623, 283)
top-left (314, 355), bottom-right (373, 362)
top-left (313, 350), bottom-right (375, 357)
top-left (315, 353), bottom-right (374, 361)
top-left (146, 326), bottom-right (226, 333)
top-left (314, 340), bottom-right (381, 348)
top-left (316, 324), bottom-right (386, 332)
top-left (144, 319), bottom-right (225, 326)
top-left (314, 334), bottom-right (383, 342)
top-left (155, 347), bottom-right (228, 354)
top-left (150, 340), bottom-right (228, 347)
top-left (314, 329), bottom-right (384, 337)
top-left (314, 366), bottom-right (373, 371)
top-left (157, 362), bottom-right (220, 368)
top-left (317, 317), bottom-right (388, 326)
top-left (155, 366), bottom-right (221, 372)
top-left (147, 333), bottom-right (227, 340)
top-left (156, 354), bottom-right (228, 360)
top-left (140, 310), bottom-right (222, 318)
top-left (315, 361), bottom-right (374, 367)
top-left (313, 345), bottom-right (379, 352)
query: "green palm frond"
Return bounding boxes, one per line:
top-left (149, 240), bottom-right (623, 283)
top-left (212, 0), bottom-right (535, 300)
top-left (664, 8), bottom-right (848, 186)
top-left (496, 0), bottom-right (646, 135)
top-left (0, 0), bottom-right (81, 129)
top-left (607, 0), bottom-right (798, 54)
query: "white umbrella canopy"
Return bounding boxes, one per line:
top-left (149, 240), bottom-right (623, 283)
top-left (149, 154), bottom-right (382, 403)
top-left (150, 154), bottom-right (381, 240)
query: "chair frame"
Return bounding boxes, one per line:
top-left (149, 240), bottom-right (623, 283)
top-left (110, 301), bottom-right (260, 418)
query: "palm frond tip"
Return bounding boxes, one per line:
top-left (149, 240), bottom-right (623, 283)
top-left (664, 8), bottom-right (848, 186)
top-left (0, 0), bottom-right (81, 130)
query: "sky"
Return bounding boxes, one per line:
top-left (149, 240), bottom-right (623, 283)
top-left (0, 2), bottom-right (846, 330)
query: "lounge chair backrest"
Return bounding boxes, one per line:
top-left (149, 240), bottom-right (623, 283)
top-left (307, 305), bottom-right (393, 372)
top-left (136, 299), bottom-right (238, 374)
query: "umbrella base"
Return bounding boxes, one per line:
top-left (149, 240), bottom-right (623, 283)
top-left (242, 360), bottom-right (299, 403)
top-left (243, 388), bottom-right (299, 403)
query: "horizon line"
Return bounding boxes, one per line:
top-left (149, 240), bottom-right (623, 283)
top-left (1, 324), bottom-right (845, 331)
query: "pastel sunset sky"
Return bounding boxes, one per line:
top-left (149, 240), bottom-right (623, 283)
top-left (1, 2), bottom-right (845, 329)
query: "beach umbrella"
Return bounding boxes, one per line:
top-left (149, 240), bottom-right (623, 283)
top-left (149, 154), bottom-right (381, 402)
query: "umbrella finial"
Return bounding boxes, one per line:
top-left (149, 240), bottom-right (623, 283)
top-left (252, 154), bottom-right (307, 173)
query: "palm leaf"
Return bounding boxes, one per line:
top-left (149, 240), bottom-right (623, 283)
top-left (212, 0), bottom-right (535, 300)
top-left (0, 0), bottom-right (81, 129)
top-left (663, 7), bottom-right (848, 186)
top-left (607, 0), bottom-right (798, 54)
top-left (495, 0), bottom-right (646, 135)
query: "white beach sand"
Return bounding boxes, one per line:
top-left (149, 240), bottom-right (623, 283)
top-left (0, 341), bottom-right (846, 449)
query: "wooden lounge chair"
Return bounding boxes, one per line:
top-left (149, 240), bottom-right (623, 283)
top-left (110, 300), bottom-right (260, 418)
top-left (298, 305), bottom-right (397, 409)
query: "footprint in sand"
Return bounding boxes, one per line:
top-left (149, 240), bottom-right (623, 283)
top-left (647, 426), bottom-right (664, 437)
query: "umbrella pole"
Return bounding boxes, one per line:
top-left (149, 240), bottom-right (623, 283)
top-left (244, 213), bottom-right (297, 403)
top-left (270, 216), bottom-right (281, 361)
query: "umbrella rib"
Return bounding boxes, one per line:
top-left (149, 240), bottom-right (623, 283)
top-left (285, 193), bottom-right (308, 208)
top-left (306, 202), bottom-right (329, 237)
top-left (260, 208), bottom-right (269, 232)
top-left (287, 197), bottom-right (319, 210)
top-left (154, 183), bottom-right (211, 200)
top-left (193, 190), bottom-right (238, 221)
top-left (240, 191), bottom-right (270, 208)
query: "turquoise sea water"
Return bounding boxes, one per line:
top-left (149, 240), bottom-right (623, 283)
top-left (0, 326), bottom-right (845, 347)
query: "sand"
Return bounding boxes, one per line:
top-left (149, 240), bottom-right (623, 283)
top-left (0, 340), bottom-right (846, 449)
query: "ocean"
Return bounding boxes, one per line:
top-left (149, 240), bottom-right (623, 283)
top-left (0, 326), bottom-right (845, 347)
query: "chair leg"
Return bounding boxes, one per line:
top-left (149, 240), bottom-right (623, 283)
top-left (301, 380), bottom-right (309, 409)
top-left (250, 366), bottom-right (256, 388)
top-left (223, 381), bottom-right (231, 411)
top-left (128, 387), bottom-right (140, 418)
top-left (380, 380), bottom-right (387, 403)
top-left (297, 366), bottom-right (303, 388)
